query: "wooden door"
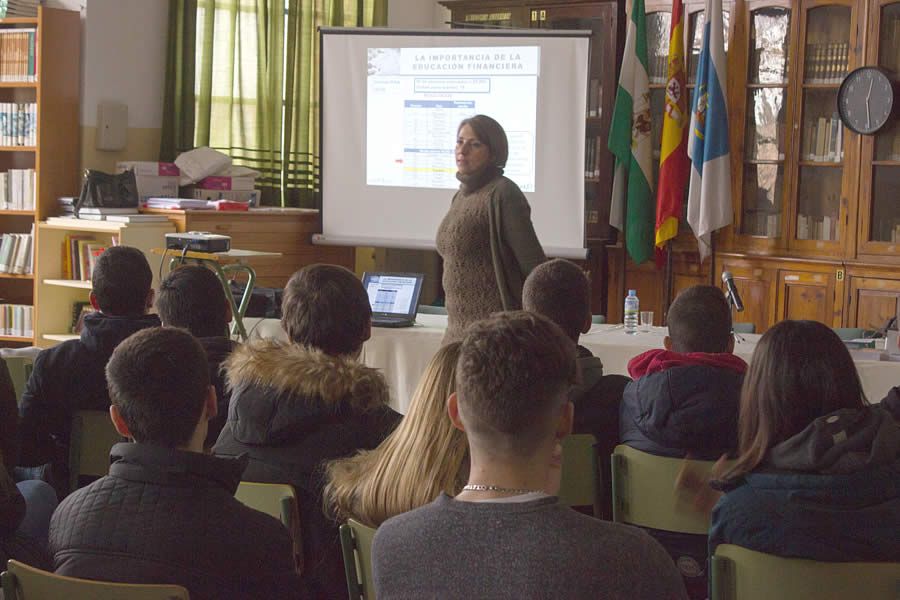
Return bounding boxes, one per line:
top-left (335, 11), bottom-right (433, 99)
top-left (776, 268), bottom-right (838, 325)
top-left (720, 258), bottom-right (778, 333)
top-left (846, 275), bottom-right (900, 330)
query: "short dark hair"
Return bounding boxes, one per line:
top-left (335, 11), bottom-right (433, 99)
top-left (667, 285), bottom-right (732, 353)
top-left (281, 264), bottom-right (371, 355)
top-left (522, 259), bottom-right (590, 342)
top-left (157, 265), bottom-right (227, 338)
top-left (456, 311), bottom-right (576, 454)
top-left (91, 246), bottom-right (152, 316)
top-left (106, 327), bottom-right (210, 447)
top-left (458, 115), bottom-right (509, 169)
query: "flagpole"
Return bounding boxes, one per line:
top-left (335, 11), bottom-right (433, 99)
top-left (663, 241), bottom-right (673, 321)
top-left (708, 231), bottom-right (716, 286)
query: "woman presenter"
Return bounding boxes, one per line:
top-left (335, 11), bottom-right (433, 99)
top-left (436, 115), bottom-right (546, 344)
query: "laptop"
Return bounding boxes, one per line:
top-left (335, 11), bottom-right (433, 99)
top-left (362, 271), bottom-right (425, 328)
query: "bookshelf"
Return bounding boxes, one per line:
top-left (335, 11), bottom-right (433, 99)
top-left (0, 7), bottom-right (79, 346)
top-left (34, 219), bottom-right (174, 348)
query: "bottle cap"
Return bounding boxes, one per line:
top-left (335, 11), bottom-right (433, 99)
top-left (628, 289), bottom-right (636, 295)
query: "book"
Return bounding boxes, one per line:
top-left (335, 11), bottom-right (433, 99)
top-left (75, 207), bottom-right (140, 215)
top-left (105, 214), bottom-right (170, 223)
top-left (815, 117), bottom-right (828, 160)
top-left (588, 79), bottom-right (600, 118)
top-left (11, 230), bottom-right (29, 274)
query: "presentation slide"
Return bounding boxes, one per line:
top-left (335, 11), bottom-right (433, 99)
top-left (366, 275), bottom-right (419, 314)
top-left (366, 47), bottom-right (539, 192)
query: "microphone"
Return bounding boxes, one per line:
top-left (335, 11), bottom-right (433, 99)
top-left (722, 271), bottom-right (744, 312)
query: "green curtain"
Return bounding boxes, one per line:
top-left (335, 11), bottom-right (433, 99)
top-left (161, 0), bottom-right (387, 207)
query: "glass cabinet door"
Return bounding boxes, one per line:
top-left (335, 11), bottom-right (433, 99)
top-left (859, 0), bottom-right (900, 256)
top-left (739, 4), bottom-right (791, 241)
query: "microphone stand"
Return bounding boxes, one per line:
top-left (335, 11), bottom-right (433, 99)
top-left (725, 289), bottom-right (745, 343)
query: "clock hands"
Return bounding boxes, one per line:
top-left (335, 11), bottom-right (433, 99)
top-left (866, 77), bottom-right (873, 130)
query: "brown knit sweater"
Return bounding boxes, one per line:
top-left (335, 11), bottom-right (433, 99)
top-left (436, 167), bottom-right (545, 344)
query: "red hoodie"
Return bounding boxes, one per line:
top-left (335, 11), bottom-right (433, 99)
top-left (627, 348), bottom-right (748, 379)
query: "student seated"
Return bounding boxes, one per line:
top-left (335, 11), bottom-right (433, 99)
top-left (213, 264), bottom-right (401, 599)
top-left (0, 460), bottom-right (56, 571)
top-left (372, 312), bottom-right (687, 600)
top-left (48, 328), bottom-right (303, 600)
top-left (157, 264), bottom-right (236, 447)
top-left (324, 342), bottom-right (467, 529)
top-left (19, 247), bottom-right (160, 493)
top-left (709, 320), bottom-right (900, 562)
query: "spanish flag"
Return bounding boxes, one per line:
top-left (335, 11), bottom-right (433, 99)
top-left (655, 0), bottom-right (689, 263)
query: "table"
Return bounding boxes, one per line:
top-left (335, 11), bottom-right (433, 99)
top-left (153, 248), bottom-right (281, 341)
top-left (242, 314), bottom-right (900, 414)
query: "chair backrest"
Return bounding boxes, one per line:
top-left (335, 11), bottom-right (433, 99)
top-left (731, 322), bottom-right (755, 334)
top-left (69, 410), bottom-right (123, 492)
top-left (558, 433), bottom-right (600, 515)
top-left (611, 445), bottom-right (729, 535)
top-left (3, 356), bottom-right (32, 407)
top-left (1, 559), bottom-right (190, 600)
top-left (831, 327), bottom-right (867, 340)
top-left (340, 518), bottom-right (377, 600)
top-left (417, 305), bottom-right (447, 315)
top-left (234, 481), bottom-right (297, 528)
top-left (591, 314), bottom-right (606, 324)
top-left (711, 544), bottom-right (900, 600)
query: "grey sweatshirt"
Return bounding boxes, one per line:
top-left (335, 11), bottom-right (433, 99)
top-left (373, 493), bottom-right (688, 599)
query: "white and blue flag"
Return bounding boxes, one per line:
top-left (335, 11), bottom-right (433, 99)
top-left (686, 0), bottom-right (732, 261)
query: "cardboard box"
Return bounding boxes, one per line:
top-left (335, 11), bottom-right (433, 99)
top-left (197, 175), bottom-right (256, 190)
top-left (116, 161), bottom-right (180, 177)
top-left (192, 188), bottom-right (261, 206)
top-left (134, 175), bottom-right (179, 204)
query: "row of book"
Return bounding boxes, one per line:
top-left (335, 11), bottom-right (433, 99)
top-left (586, 79), bottom-right (603, 119)
top-left (62, 235), bottom-right (113, 281)
top-left (0, 168), bottom-right (34, 210)
top-left (0, 1), bottom-right (39, 18)
top-left (0, 304), bottom-right (32, 339)
top-left (0, 102), bottom-right (35, 146)
top-left (804, 42), bottom-right (849, 84)
top-left (584, 136), bottom-right (605, 179)
top-left (881, 132), bottom-right (900, 162)
top-left (802, 114), bottom-right (844, 162)
top-left (744, 212), bottom-right (782, 239)
top-left (0, 28), bottom-right (35, 82)
top-left (884, 17), bottom-right (900, 74)
top-left (0, 226), bottom-right (32, 274)
top-left (797, 212), bottom-right (839, 242)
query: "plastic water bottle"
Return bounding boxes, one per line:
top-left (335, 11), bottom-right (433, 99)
top-left (624, 289), bottom-right (639, 334)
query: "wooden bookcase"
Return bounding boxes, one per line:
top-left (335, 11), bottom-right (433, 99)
top-left (0, 7), bottom-right (79, 346)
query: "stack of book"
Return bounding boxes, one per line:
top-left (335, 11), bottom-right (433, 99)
top-left (0, 102), bottom-right (35, 146)
top-left (803, 113), bottom-right (843, 162)
top-left (0, 27), bottom-right (36, 82)
top-left (0, 168), bottom-right (34, 210)
top-left (804, 42), bottom-right (850, 84)
top-left (0, 304), bottom-right (32, 338)
top-left (0, 1), bottom-right (39, 18)
top-left (584, 136), bottom-right (605, 178)
top-left (62, 234), bottom-right (109, 280)
top-left (797, 210), bottom-right (839, 241)
top-left (0, 225), bottom-right (32, 274)
top-left (57, 197), bottom-right (142, 220)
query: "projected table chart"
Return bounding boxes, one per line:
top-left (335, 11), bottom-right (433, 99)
top-left (241, 314), bottom-right (900, 414)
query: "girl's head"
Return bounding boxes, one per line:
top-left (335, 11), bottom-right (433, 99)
top-left (727, 319), bottom-right (867, 477)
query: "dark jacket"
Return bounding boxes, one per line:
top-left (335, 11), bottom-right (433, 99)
top-left (50, 442), bottom-right (304, 600)
top-left (710, 407), bottom-right (900, 562)
top-left (18, 312), bottom-right (160, 474)
top-left (882, 386), bottom-right (900, 421)
top-left (0, 359), bottom-right (18, 469)
top-left (620, 349), bottom-right (747, 460)
top-left (198, 336), bottom-right (236, 448)
top-left (213, 340), bottom-right (402, 599)
top-left (0, 461), bottom-right (49, 570)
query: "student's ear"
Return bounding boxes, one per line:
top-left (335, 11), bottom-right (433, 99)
top-left (581, 311), bottom-right (592, 335)
top-left (363, 318), bottom-right (372, 343)
top-left (727, 334), bottom-right (735, 354)
top-left (447, 392), bottom-right (466, 432)
top-left (663, 335), bottom-right (673, 351)
top-left (555, 400), bottom-right (574, 441)
top-left (89, 291), bottom-right (100, 311)
top-left (223, 296), bottom-right (233, 324)
top-left (144, 289), bottom-right (155, 312)
top-left (109, 405), bottom-right (133, 439)
top-left (204, 385), bottom-right (218, 420)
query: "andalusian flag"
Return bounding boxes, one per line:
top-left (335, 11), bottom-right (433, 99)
top-left (687, 0), bottom-right (732, 261)
top-left (655, 0), bottom-right (689, 263)
top-left (608, 0), bottom-right (654, 265)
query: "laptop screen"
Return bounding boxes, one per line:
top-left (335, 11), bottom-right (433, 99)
top-left (362, 272), bottom-right (424, 317)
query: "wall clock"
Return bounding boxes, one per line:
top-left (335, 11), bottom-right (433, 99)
top-left (838, 67), bottom-right (900, 136)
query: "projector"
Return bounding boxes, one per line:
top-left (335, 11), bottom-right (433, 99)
top-left (165, 231), bottom-right (231, 253)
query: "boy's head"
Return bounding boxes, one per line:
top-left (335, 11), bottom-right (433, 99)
top-left (665, 285), bottom-right (734, 354)
top-left (90, 246), bottom-right (153, 316)
top-left (281, 264), bottom-right (371, 356)
top-left (106, 327), bottom-right (215, 450)
top-left (157, 265), bottom-right (231, 338)
top-left (522, 259), bottom-right (591, 343)
top-left (451, 311), bottom-right (576, 458)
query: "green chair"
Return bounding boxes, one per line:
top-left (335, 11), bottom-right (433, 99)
top-left (731, 322), bottom-right (755, 334)
top-left (3, 356), bottom-right (33, 407)
top-left (831, 327), bottom-right (868, 341)
top-left (69, 410), bottom-right (124, 492)
top-left (340, 518), bottom-right (377, 600)
top-left (611, 445), bottom-right (729, 535)
top-left (710, 544), bottom-right (900, 600)
top-left (1, 559), bottom-right (190, 599)
top-left (558, 433), bottom-right (600, 516)
top-left (591, 315), bottom-right (606, 324)
top-left (235, 482), bottom-right (303, 570)
top-left (417, 305), bottom-right (448, 316)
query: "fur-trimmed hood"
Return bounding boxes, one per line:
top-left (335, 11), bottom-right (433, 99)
top-left (221, 339), bottom-right (392, 447)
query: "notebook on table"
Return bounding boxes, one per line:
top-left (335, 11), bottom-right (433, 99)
top-left (362, 271), bottom-right (424, 328)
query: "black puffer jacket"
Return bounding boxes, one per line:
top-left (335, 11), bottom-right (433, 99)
top-left (213, 340), bottom-right (402, 599)
top-left (198, 336), bottom-right (237, 448)
top-left (50, 443), bottom-right (304, 600)
top-left (18, 311), bottom-right (160, 475)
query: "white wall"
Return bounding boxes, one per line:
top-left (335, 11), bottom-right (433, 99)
top-left (388, 0), bottom-right (449, 29)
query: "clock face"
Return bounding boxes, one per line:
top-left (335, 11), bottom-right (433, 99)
top-left (838, 67), bottom-right (896, 136)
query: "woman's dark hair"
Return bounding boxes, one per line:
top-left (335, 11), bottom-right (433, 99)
top-left (457, 115), bottom-right (509, 168)
top-left (723, 319), bottom-right (867, 479)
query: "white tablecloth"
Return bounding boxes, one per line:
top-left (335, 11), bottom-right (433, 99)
top-left (242, 315), bottom-right (899, 414)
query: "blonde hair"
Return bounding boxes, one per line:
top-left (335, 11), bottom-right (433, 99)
top-left (323, 342), bottom-right (468, 528)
